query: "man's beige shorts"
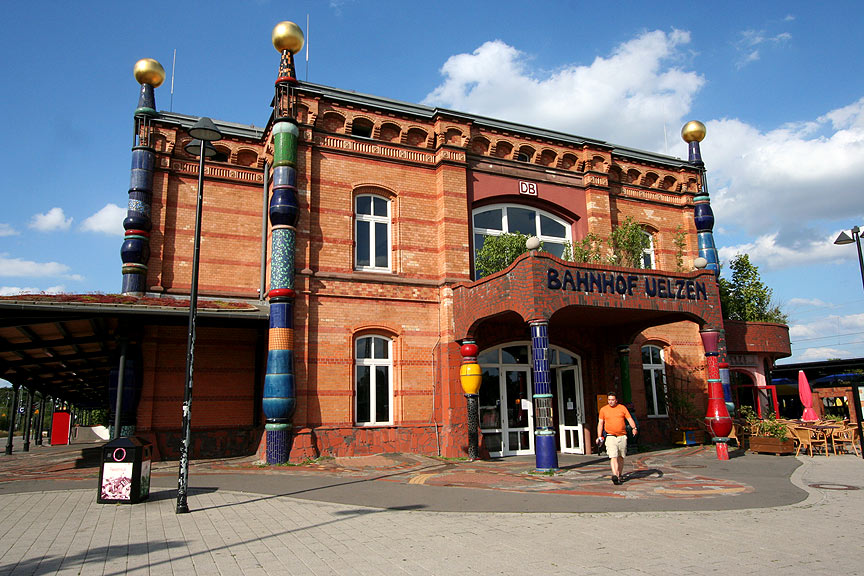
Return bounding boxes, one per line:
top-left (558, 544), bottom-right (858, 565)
top-left (605, 435), bottom-right (628, 458)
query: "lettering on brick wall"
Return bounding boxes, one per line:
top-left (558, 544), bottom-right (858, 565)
top-left (546, 267), bottom-right (707, 301)
top-left (519, 181), bottom-right (538, 196)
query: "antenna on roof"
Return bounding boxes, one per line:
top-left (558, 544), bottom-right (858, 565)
top-left (305, 14), bottom-right (310, 81)
top-left (170, 49), bottom-right (176, 112)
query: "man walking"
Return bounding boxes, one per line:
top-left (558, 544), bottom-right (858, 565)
top-left (597, 391), bottom-right (638, 485)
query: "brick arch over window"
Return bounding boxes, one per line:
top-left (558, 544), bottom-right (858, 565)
top-left (321, 111), bottom-right (346, 133)
top-left (350, 116), bottom-right (374, 138)
top-left (294, 103), bottom-right (310, 125)
top-left (445, 127), bottom-right (463, 146)
top-left (592, 156), bottom-right (608, 172)
top-left (538, 149), bottom-right (557, 167)
top-left (517, 145), bottom-right (535, 162)
top-left (493, 140), bottom-right (513, 159)
top-left (470, 136), bottom-right (491, 155)
top-left (627, 169), bottom-right (642, 185)
top-left (643, 172), bottom-right (660, 188)
top-left (353, 185), bottom-right (397, 272)
top-left (405, 127), bottom-right (429, 148)
top-left (236, 148), bottom-right (258, 167)
top-left (660, 175), bottom-right (678, 191)
top-left (379, 122), bottom-right (401, 143)
top-left (559, 153), bottom-right (579, 171)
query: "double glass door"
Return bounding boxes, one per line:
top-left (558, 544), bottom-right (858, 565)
top-left (479, 367), bottom-right (534, 456)
top-left (557, 366), bottom-right (585, 454)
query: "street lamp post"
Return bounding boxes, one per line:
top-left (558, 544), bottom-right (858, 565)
top-left (834, 224), bottom-right (864, 460)
top-left (834, 225), bottom-right (864, 292)
top-left (176, 117), bottom-right (222, 514)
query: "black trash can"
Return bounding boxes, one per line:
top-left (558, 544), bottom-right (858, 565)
top-left (97, 437), bottom-right (152, 504)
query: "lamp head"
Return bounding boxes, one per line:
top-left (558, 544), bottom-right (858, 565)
top-left (187, 117), bottom-right (223, 142)
top-left (694, 256), bottom-right (708, 269)
top-left (834, 230), bottom-right (854, 245)
top-left (184, 139), bottom-right (218, 158)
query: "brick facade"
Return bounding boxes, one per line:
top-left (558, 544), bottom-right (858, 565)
top-left (132, 83), bottom-right (789, 460)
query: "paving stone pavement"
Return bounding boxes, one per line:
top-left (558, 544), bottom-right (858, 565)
top-left (1, 452), bottom-right (862, 575)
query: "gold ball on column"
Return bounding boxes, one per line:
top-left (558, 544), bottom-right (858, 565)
top-left (272, 21), bottom-right (305, 54)
top-left (133, 58), bottom-right (165, 87)
top-left (681, 120), bottom-right (707, 143)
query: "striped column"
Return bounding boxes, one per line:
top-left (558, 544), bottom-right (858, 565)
top-left (682, 121), bottom-right (720, 277)
top-left (264, 22), bottom-right (304, 464)
top-left (530, 320), bottom-right (558, 471)
top-left (121, 59), bottom-right (164, 295)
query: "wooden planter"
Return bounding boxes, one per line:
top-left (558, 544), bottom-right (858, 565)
top-left (748, 436), bottom-right (795, 455)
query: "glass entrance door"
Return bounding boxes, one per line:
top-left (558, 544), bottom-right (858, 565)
top-left (479, 366), bottom-right (534, 457)
top-left (503, 368), bottom-right (533, 455)
top-left (557, 366), bottom-right (585, 454)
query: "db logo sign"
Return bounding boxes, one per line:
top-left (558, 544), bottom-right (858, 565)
top-left (519, 181), bottom-right (538, 196)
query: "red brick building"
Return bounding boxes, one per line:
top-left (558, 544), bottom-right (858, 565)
top-left (96, 73), bottom-right (784, 462)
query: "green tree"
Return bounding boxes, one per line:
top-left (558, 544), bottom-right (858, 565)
top-left (673, 225), bottom-right (687, 272)
top-left (563, 233), bottom-right (604, 264)
top-left (718, 253), bottom-right (788, 323)
top-left (474, 232), bottom-right (532, 277)
top-left (609, 216), bottom-right (652, 268)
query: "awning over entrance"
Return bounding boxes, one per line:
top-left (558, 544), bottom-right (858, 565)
top-left (452, 252), bottom-right (723, 341)
top-left (0, 295), bottom-right (269, 407)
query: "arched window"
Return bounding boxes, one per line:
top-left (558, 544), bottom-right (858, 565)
top-left (355, 194), bottom-right (391, 272)
top-left (355, 335), bottom-right (393, 425)
top-left (472, 204), bottom-right (571, 278)
top-left (642, 345), bottom-right (668, 417)
top-left (641, 231), bottom-right (655, 270)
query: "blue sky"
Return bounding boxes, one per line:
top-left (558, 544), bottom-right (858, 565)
top-left (1, 0), bottom-right (863, 366)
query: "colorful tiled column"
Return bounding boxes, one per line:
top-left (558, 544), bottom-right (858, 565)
top-left (121, 59), bottom-right (165, 295)
top-left (683, 121), bottom-right (733, 460)
top-left (263, 22), bottom-right (305, 464)
top-left (530, 320), bottom-right (558, 471)
top-left (459, 340), bottom-right (482, 460)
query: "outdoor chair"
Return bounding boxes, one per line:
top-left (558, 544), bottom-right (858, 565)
top-left (832, 425), bottom-right (860, 456)
top-left (791, 426), bottom-right (830, 457)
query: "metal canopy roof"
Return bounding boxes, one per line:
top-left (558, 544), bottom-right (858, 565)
top-left (0, 297), bottom-right (268, 408)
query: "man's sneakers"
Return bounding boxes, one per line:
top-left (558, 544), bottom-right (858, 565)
top-left (611, 475), bottom-right (620, 485)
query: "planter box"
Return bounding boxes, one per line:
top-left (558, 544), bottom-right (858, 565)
top-left (748, 436), bottom-right (795, 455)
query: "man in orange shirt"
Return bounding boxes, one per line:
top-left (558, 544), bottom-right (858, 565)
top-left (597, 391), bottom-right (638, 485)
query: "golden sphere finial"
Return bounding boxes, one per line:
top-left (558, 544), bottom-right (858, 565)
top-left (681, 120), bottom-right (707, 143)
top-left (134, 58), bottom-right (165, 87)
top-left (272, 21), bottom-right (304, 54)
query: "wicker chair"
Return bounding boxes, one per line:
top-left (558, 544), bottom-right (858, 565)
top-left (832, 425), bottom-right (861, 456)
top-left (791, 426), bottom-right (830, 457)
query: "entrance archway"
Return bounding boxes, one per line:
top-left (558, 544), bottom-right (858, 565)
top-left (477, 342), bottom-right (585, 456)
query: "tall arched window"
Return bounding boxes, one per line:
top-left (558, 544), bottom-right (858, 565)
top-left (355, 194), bottom-right (391, 272)
top-left (472, 204), bottom-right (571, 278)
top-left (355, 335), bottom-right (393, 425)
top-left (642, 345), bottom-right (668, 417)
top-left (641, 231), bottom-right (655, 270)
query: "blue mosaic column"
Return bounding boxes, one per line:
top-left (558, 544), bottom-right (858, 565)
top-left (530, 320), bottom-right (558, 471)
top-left (121, 59), bottom-right (165, 295)
top-left (682, 121), bottom-right (720, 277)
top-left (264, 22), bottom-right (305, 464)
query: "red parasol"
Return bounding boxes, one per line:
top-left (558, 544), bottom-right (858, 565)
top-left (799, 370), bottom-right (819, 421)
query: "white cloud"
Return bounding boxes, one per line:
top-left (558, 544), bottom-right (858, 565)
top-left (0, 223), bottom-right (17, 237)
top-left (0, 285), bottom-right (65, 296)
top-left (0, 254), bottom-right (84, 281)
top-left (30, 207), bottom-right (72, 232)
top-left (423, 30), bottom-right (704, 151)
top-left (80, 203), bottom-right (126, 235)
top-left (786, 297), bottom-right (833, 308)
top-left (788, 312), bottom-right (864, 341)
top-left (717, 230), bottom-right (848, 270)
top-left (734, 28), bottom-right (792, 68)
top-left (796, 347), bottom-right (851, 362)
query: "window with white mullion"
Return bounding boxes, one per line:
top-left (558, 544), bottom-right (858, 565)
top-left (642, 345), bottom-right (668, 417)
top-left (355, 336), bottom-right (393, 425)
top-left (355, 194), bottom-right (391, 272)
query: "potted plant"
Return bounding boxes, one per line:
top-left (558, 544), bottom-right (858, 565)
top-left (740, 407), bottom-right (795, 455)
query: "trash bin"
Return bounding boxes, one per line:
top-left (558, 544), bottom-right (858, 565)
top-left (97, 437), bottom-right (152, 504)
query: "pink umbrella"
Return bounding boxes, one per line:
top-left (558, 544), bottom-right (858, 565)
top-left (799, 371), bottom-right (819, 421)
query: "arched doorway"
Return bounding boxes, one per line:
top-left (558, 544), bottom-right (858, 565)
top-left (477, 342), bottom-right (585, 456)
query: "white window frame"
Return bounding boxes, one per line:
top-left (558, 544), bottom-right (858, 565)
top-left (641, 231), bottom-right (655, 270)
top-left (354, 335), bottom-right (393, 425)
top-left (355, 194), bottom-right (392, 272)
top-left (472, 204), bottom-right (572, 278)
top-left (642, 345), bottom-right (668, 417)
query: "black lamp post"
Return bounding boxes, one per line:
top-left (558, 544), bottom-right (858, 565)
top-left (834, 225), bottom-right (864, 292)
top-left (176, 117), bottom-right (222, 514)
top-left (834, 224), bottom-right (864, 460)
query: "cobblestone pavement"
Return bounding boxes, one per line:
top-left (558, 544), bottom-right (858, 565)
top-left (1, 436), bottom-right (863, 574)
top-left (0, 454), bottom-right (862, 575)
